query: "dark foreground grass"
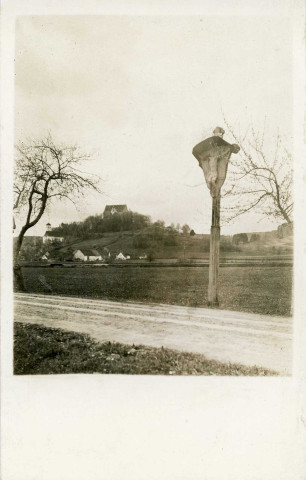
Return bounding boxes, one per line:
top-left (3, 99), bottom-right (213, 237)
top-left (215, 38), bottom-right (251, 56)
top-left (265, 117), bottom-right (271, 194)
top-left (21, 265), bottom-right (293, 316)
top-left (14, 322), bottom-right (277, 376)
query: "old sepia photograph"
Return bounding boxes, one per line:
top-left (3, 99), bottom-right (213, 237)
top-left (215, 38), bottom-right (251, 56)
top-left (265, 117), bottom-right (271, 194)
top-left (2, 2), bottom-right (306, 480)
top-left (12, 14), bottom-right (294, 377)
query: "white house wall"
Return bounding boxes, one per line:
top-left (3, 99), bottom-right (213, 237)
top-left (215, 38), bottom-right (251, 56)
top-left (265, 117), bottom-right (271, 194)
top-left (73, 250), bottom-right (86, 261)
top-left (43, 236), bottom-right (64, 244)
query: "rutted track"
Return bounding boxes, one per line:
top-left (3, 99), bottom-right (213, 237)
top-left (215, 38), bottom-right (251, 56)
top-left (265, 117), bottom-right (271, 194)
top-left (14, 293), bottom-right (292, 375)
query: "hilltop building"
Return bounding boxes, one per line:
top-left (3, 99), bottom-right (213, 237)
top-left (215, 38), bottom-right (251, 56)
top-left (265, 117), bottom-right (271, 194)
top-left (103, 204), bottom-right (128, 218)
top-left (43, 223), bottom-right (64, 244)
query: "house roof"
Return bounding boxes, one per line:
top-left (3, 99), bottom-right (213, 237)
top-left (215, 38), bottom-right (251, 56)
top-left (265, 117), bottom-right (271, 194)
top-left (91, 249), bottom-right (101, 256)
top-left (76, 249), bottom-right (101, 256)
top-left (103, 204), bottom-right (127, 213)
top-left (44, 232), bottom-right (64, 237)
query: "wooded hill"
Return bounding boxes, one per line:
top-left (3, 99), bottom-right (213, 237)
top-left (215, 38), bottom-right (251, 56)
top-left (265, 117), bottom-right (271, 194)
top-left (49, 211), bottom-right (152, 237)
top-left (45, 210), bottom-right (236, 261)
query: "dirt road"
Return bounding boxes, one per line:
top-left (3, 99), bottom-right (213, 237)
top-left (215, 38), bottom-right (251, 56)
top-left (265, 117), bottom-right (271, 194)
top-left (14, 293), bottom-right (292, 375)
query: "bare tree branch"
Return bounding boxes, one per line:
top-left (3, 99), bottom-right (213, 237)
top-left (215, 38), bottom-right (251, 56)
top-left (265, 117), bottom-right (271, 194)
top-left (222, 117), bottom-right (293, 225)
top-left (13, 134), bottom-right (102, 291)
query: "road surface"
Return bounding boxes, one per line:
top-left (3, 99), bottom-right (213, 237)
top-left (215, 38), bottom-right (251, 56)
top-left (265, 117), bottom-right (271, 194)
top-left (14, 293), bottom-right (292, 375)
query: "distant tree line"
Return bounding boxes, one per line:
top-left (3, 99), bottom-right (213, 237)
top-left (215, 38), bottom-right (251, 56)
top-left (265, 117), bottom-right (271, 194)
top-left (15, 237), bottom-right (74, 263)
top-left (232, 233), bottom-right (260, 245)
top-left (200, 236), bottom-right (241, 253)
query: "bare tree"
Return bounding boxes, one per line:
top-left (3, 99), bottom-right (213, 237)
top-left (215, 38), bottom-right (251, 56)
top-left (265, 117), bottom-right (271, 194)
top-left (13, 134), bottom-right (101, 290)
top-left (222, 119), bottom-right (293, 225)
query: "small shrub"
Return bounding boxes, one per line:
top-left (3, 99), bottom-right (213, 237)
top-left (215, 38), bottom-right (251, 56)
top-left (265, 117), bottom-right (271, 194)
top-left (232, 233), bottom-right (249, 245)
top-left (163, 235), bottom-right (177, 246)
top-left (133, 235), bottom-right (150, 249)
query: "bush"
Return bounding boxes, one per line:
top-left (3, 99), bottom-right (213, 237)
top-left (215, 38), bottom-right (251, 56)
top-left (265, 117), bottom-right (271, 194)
top-left (147, 250), bottom-right (155, 262)
top-left (201, 239), bottom-right (210, 252)
top-left (163, 235), bottom-right (177, 246)
top-left (232, 233), bottom-right (249, 245)
top-left (250, 233), bottom-right (259, 242)
top-left (133, 235), bottom-right (150, 249)
top-left (220, 238), bottom-right (241, 252)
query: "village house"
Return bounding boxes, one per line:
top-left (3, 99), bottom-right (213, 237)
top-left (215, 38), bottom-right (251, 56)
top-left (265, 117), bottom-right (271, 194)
top-left (115, 252), bottom-right (130, 261)
top-left (43, 223), bottom-right (64, 244)
top-left (103, 204), bottom-right (128, 218)
top-left (73, 249), bottom-right (103, 262)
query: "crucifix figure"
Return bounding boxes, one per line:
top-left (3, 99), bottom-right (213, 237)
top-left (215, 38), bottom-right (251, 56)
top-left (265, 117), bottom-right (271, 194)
top-left (192, 127), bottom-right (240, 305)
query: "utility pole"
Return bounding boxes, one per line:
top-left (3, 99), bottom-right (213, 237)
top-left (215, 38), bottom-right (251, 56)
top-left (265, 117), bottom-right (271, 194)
top-left (192, 127), bottom-right (240, 306)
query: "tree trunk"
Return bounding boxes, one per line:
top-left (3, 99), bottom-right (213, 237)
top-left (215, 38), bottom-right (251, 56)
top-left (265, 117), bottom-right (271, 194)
top-left (282, 211), bottom-right (291, 224)
top-left (13, 230), bottom-right (26, 292)
top-left (13, 264), bottom-right (25, 292)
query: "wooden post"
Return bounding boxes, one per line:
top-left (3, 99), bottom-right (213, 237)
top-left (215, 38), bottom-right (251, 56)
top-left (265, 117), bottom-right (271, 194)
top-left (192, 129), bottom-right (240, 307)
top-left (208, 195), bottom-right (220, 306)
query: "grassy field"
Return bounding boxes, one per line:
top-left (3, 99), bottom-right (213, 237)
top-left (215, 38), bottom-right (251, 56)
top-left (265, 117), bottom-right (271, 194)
top-left (14, 322), bottom-right (277, 376)
top-left (21, 265), bottom-right (292, 316)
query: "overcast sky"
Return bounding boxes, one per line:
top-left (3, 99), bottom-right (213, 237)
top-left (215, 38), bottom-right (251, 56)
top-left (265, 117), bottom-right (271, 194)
top-left (14, 15), bottom-right (292, 235)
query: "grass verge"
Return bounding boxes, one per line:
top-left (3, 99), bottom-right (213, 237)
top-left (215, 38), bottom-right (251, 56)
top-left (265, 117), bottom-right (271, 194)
top-left (14, 322), bottom-right (278, 376)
